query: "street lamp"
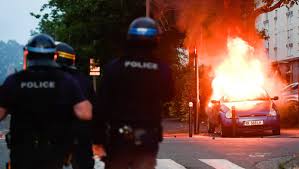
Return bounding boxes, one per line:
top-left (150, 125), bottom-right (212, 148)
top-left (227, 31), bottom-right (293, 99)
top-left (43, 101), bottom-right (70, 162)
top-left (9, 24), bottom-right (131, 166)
top-left (192, 48), bottom-right (200, 135)
top-left (146, 0), bottom-right (150, 17)
top-left (232, 106), bottom-right (236, 137)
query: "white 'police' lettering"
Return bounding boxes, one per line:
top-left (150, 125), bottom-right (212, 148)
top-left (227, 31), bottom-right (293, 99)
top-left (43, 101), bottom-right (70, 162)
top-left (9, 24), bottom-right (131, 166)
top-left (124, 61), bottom-right (158, 70)
top-left (21, 81), bottom-right (55, 89)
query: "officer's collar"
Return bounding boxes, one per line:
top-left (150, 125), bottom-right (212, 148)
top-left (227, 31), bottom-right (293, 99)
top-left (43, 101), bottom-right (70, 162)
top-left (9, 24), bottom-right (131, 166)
top-left (27, 59), bottom-right (60, 68)
top-left (60, 64), bottom-right (77, 70)
top-left (69, 65), bottom-right (77, 70)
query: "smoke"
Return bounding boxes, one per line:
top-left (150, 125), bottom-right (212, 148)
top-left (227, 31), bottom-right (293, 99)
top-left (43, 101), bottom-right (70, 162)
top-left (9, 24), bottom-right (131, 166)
top-left (154, 0), bottom-right (259, 63)
top-left (153, 0), bottom-right (286, 96)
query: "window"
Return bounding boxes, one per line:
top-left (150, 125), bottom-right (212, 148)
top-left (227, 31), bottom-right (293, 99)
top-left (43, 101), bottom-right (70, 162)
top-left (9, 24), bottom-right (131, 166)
top-left (286, 64), bottom-right (293, 83)
top-left (286, 11), bottom-right (293, 17)
top-left (274, 47), bottom-right (278, 58)
top-left (274, 33), bottom-right (278, 47)
top-left (287, 29), bottom-right (293, 42)
top-left (287, 44), bottom-right (293, 56)
top-left (263, 16), bottom-right (269, 28)
top-left (287, 10), bottom-right (293, 25)
top-left (265, 13), bottom-right (269, 20)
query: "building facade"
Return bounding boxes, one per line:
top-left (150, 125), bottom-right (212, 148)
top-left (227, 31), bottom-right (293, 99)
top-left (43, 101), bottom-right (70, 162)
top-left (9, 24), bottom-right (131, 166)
top-left (256, 3), bottom-right (299, 83)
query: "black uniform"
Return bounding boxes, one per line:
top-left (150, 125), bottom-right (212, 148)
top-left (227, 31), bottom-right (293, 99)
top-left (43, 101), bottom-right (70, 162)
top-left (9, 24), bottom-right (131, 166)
top-left (94, 55), bottom-right (173, 169)
top-left (0, 65), bottom-right (86, 169)
top-left (62, 67), bottom-right (95, 169)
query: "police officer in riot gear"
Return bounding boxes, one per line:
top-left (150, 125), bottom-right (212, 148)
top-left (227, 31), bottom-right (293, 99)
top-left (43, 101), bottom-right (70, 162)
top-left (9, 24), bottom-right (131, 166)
top-left (56, 42), bottom-right (95, 169)
top-left (94, 17), bottom-right (173, 169)
top-left (0, 34), bottom-right (92, 169)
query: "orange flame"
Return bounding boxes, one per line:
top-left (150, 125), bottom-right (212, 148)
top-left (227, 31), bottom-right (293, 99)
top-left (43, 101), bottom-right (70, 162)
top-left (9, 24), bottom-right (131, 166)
top-left (211, 37), bottom-right (271, 101)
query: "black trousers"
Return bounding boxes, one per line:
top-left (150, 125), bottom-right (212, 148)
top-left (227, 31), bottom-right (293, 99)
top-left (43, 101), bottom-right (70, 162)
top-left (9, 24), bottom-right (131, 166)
top-left (71, 141), bottom-right (94, 169)
top-left (10, 144), bottom-right (68, 169)
top-left (70, 121), bottom-right (94, 169)
top-left (104, 143), bottom-right (159, 169)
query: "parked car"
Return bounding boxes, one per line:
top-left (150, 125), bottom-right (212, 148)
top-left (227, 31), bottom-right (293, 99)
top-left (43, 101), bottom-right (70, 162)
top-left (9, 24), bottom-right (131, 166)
top-left (207, 90), bottom-right (280, 137)
top-left (280, 82), bottom-right (298, 105)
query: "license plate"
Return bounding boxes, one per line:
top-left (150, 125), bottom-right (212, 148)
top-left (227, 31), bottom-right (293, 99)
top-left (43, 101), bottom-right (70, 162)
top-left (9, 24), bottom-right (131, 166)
top-left (244, 120), bottom-right (264, 126)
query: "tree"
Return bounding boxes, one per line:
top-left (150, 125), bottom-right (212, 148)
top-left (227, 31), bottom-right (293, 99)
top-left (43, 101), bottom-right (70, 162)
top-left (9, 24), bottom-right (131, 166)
top-left (34, 0), bottom-right (299, 120)
top-left (32, 0), bottom-right (146, 71)
top-left (33, 0), bottom-right (185, 118)
top-left (255, 0), bottom-right (298, 17)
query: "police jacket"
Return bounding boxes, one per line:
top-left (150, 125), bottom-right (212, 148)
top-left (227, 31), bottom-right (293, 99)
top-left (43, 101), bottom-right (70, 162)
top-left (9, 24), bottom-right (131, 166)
top-left (94, 55), bottom-right (173, 145)
top-left (0, 65), bottom-right (86, 145)
top-left (61, 67), bottom-right (95, 104)
top-left (61, 66), bottom-right (96, 141)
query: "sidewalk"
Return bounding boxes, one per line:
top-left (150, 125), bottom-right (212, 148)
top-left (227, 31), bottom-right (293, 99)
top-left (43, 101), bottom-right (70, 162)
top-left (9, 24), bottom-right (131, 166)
top-left (256, 154), bottom-right (299, 169)
top-left (162, 118), bottom-right (188, 134)
top-left (280, 155), bottom-right (299, 169)
top-left (162, 118), bottom-right (207, 138)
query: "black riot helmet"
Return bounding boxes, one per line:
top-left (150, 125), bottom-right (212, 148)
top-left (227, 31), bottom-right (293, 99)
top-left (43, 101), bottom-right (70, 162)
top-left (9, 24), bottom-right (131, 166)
top-left (55, 42), bottom-right (76, 69)
top-left (127, 17), bottom-right (160, 48)
top-left (23, 34), bottom-right (56, 69)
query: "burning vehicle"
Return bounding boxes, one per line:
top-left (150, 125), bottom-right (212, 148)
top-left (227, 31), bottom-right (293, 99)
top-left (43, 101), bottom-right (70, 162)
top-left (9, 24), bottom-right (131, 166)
top-left (207, 90), bottom-right (280, 137)
top-left (206, 37), bottom-right (283, 137)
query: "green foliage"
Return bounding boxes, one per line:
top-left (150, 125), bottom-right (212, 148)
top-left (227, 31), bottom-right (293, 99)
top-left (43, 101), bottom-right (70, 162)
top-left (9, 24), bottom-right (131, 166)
top-left (32, 0), bottom-right (146, 72)
top-left (166, 64), bottom-right (196, 121)
top-left (33, 0), bottom-right (187, 119)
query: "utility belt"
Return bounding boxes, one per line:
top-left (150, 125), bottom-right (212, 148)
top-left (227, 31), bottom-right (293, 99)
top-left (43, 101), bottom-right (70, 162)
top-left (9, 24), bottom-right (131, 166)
top-left (107, 124), bottom-right (161, 146)
top-left (6, 132), bottom-right (71, 148)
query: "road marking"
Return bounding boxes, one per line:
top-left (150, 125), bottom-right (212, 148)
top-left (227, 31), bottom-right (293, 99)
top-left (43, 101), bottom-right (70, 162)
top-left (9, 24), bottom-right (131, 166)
top-left (249, 152), bottom-right (271, 158)
top-left (199, 159), bottom-right (245, 169)
top-left (226, 152), bottom-right (247, 156)
top-left (156, 159), bottom-right (186, 169)
top-left (91, 159), bottom-right (187, 169)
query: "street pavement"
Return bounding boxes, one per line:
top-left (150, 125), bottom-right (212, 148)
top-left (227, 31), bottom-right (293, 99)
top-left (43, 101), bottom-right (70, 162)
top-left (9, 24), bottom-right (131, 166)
top-left (1, 118), bottom-right (299, 169)
top-left (159, 132), bottom-right (299, 169)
